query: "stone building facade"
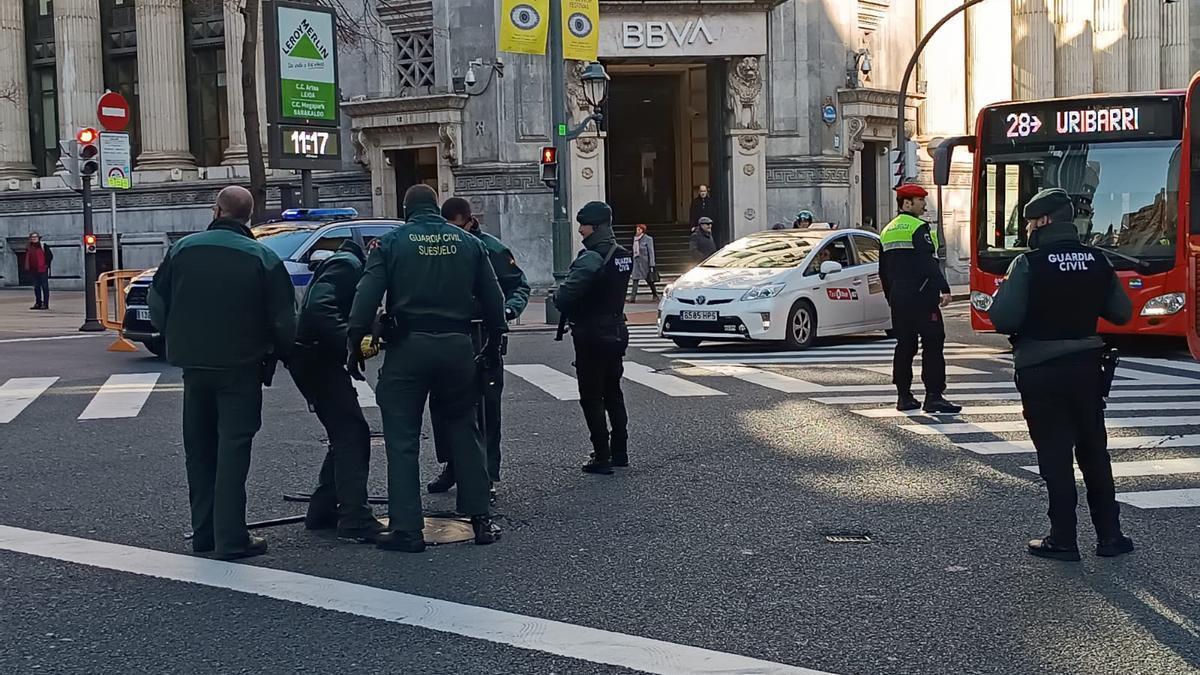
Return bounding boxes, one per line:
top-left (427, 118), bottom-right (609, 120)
top-left (0, 0), bottom-right (1198, 288)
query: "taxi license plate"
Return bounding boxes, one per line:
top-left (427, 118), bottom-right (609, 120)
top-left (136, 309), bottom-right (150, 321)
top-left (680, 310), bottom-right (717, 321)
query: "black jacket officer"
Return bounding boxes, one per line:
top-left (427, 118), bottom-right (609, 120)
top-left (878, 183), bottom-right (960, 413)
top-left (989, 187), bottom-right (1134, 562)
top-left (289, 239), bottom-right (385, 542)
top-left (553, 201), bottom-right (634, 474)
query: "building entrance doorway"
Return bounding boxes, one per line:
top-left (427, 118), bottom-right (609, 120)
top-left (387, 147), bottom-right (438, 218)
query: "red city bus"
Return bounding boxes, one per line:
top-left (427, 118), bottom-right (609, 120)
top-left (955, 92), bottom-right (1188, 337)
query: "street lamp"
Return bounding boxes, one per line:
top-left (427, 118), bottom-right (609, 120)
top-left (580, 61), bottom-right (609, 110)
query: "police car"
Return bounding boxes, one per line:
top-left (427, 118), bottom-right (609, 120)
top-left (122, 208), bottom-right (402, 357)
top-left (659, 228), bottom-right (891, 350)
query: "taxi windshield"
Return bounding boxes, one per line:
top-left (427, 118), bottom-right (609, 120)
top-left (702, 234), bottom-right (819, 269)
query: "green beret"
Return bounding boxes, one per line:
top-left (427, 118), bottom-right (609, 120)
top-left (576, 201), bottom-right (612, 227)
top-left (1023, 188), bottom-right (1073, 220)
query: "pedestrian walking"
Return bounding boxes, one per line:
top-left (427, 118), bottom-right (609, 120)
top-left (149, 186), bottom-right (296, 561)
top-left (879, 183), bottom-right (960, 414)
top-left (628, 223), bottom-right (658, 302)
top-left (988, 188), bottom-right (1135, 561)
top-left (347, 185), bottom-right (507, 552)
top-left (288, 238), bottom-right (386, 542)
top-left (427, 197), bottom-right (530, 498)
top-left (689, 217), bottom-right (717, 263)
top-left (689, 185), bottom-right (716, 227)
top-left (25, 232), bottom-right (53, 310)
top-left (553, 201), bottom-right (633, 474)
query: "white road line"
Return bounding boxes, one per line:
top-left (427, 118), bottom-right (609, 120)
top-left (352, 380), bottom-right (377, 409)
top-left (78, 373), bottom-right (161, 420)
top-left (0, 525), bottom-right (828, 675)
top-left (1020, 457), bottom-right (1200, 479)
top-left (667, 346), bottom-right (998, 359)
top-left (805, 380), bottom-right (1194, 396)
top-left (902, 415), bottom-right (1200, 436)
top-left (1123, 357), bottom-right (1200, 374)
top-left (691, 364), bottom-right (826, 393)
top-left (1117, 489), bottom-right (1200, 509)
top-left (958, 435), bottom-right (1200, 455)
top-left (0, 377), bottom-right (58, 423)
top-left (623, 362), bottom-right (726, 397)
top-left (816, 392), bottom-right (1023, 405)
top-left (664, 352), bottom-right (1004, 366)
top-left (861, 365), bottom-right (989, 376)
top-left (0, 334), bottom-right (109, 344)
top-left (504, 364), bottom-right (580, 401)
top-left (855, 400), bottom-right (1200, 419)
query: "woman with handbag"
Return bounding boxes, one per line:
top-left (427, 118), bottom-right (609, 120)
top-left (628, 223), bottom-right (659, 302)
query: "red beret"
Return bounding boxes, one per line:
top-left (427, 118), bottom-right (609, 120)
top-left (895, 184), bottom-right (928, 199)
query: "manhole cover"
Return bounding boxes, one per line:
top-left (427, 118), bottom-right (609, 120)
top-left (824, 532), bottom-right (872, 544)
top-left (379, 516), bottom-right (475, 545)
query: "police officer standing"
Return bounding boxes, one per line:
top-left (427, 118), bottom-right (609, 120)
top-left (989, 188), bottom-right (1134, 561)
top-left (149, 186), bottom-right (296, 561)
top-left (879, 184), bottom-right (960, 414)
top-left (347, 185), bottom-right (506, 552)
top-left (289, 238), bottom-right (386, 542)
top-left (428, 197), bottom-right (530, 496)
top-left (553, 202), bottom-right (634, 474)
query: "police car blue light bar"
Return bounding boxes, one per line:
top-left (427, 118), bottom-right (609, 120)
top-left (280, 207), bottom-right (358, 221)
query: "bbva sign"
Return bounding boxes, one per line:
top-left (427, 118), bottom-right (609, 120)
top-left (621, 19), bottom-right (715, 49)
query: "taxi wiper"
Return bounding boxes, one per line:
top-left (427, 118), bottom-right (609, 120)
top-left (1096, 246), bottom-right (1151, 272)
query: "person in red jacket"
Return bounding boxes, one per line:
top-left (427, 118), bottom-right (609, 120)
top-left (24, 232), bottom-right (53, 310)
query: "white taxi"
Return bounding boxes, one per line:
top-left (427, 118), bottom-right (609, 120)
top-left (658, 229), bottom-right (891, 349)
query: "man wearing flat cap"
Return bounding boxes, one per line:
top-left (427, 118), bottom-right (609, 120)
top-left (988, 187), bottom-right (1134, 562)
top-left (879, 183), bottom-right (960, 414)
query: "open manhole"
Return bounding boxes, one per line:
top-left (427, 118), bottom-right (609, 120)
top-left (823, 532), bottom-right (873, 544)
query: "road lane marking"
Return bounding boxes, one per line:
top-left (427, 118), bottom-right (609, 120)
top-left (0, 377), bottom-right (58, 423)
top-left (689, 364), bottom-right (826, 393)
top-left (1020, 457), bottom-right (1200, 479)
top-left (958, 435), bottom-right (1200, 455)
top-left (855, 400), bottom-right (1200, 419)
top-left (78, 373), bottom-right (161, 420)
top-left (0, 334), bottom-right (109, 344)
top-left (662, 353), bottom-right (1004, 366)
top-left (901, 415), bottom-right (1200, 436)
top-left (622, 362), bottom-right (726, 397)
top-left (1116, 488), bottom-right (1200, 509)
top-left (0, 525), bottom-right (827, 675)
top-left (352, 380), bottom-right (377, 408)
top-left (861, 365), bottom-right (989, 377)
top-left (504, 364), bottom-right (580, 401)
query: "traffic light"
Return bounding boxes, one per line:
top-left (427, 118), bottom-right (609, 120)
top-left (891, 140), bottom-right (920, 188)
top-left (539, 146), bottom-right (558, 188)
top-left (58, 139), bottom-right (79, 189)
top-left (83, 233), bottom-right (97, 254)
top-left (77, 127), bottom-right (100, 177)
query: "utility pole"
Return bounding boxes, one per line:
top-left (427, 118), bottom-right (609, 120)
top-left (80, 177), bottom-right (103, 331)
top-left (546, 0), bottom-right (572, 324)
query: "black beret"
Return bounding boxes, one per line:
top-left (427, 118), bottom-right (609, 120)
top-left (576, 201), bottom-right (612, 226)
top-left (1023, 188), bottom-right (1073, 220)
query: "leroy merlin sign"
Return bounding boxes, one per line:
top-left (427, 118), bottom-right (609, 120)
top-left (267, 2), bottom-right (339, 124)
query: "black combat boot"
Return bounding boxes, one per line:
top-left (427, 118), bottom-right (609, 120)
top-left (427, 463), bottom-right (456, 494)
top-left (922, 397), bottom-right (962, 414)
top-left (1027, 535), bottom-right (1081, 561)
top-left (582, 457), bottom-right (614, 474)
top-left (376, 530), bottom-right (426, 553)
top-left (214, 534), bottom-right (269, 561)
top-left (896, 392), bottom-right (920, 411)
top-left (471, 515), bottom-right (502, 545)
top-left (1096, 534), bottom-right (1135, 558)
top-left (337, 517), bottom-right (387, 543)
top-left (304, 509), bottom-right (338, 531)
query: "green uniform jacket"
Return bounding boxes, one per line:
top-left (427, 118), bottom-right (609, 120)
top-left (149, 218), bottom-right (296, 369)
top-left (348, 202), bottom-right (507, 343)
top-left (296, 240), bottom-right (365, 355)
top-left (988, 222), bottom-right (1133, 368)
top-left (553, 227), bottom-right (617, 314)
top-left (471, 225), bottom-right (530, 319)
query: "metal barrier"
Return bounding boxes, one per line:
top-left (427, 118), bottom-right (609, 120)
top-left (96, 269), bottom-right (146, 352)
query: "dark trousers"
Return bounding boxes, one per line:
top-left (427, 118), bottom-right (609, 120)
top-left (32, 272), bottom-right (49, 307)
top-left (432, 366), bottom-right (503, 482)
top-left (289, 348), bottom-right (374, 528)
top-left (890, 303), bottom-right (946, 398)
top-left (1016, 350), bottom-right (1120, 541)
top-left (181, 367), bottom-right (262, 555)
top-left (573, 339), bottom-right (629, 462)
top-left (628, 278), bottom-right (658, 301)
top-left (376, 332), bottom-right (490, 532)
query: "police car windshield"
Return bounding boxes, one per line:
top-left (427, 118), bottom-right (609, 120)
top-left (256, 229), bottom-right (316, 260)
top-left (977, 139), bottom-right (1180, 274)
top-left (702, 233), bottom-right (819, 269)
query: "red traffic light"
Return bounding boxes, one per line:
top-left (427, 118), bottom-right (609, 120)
top-left (540, 146), bottom-right (557, 164)
top-left (77, 127), bottom-right (98, 144)
top-left (83, 234), bottom-right (97, 246)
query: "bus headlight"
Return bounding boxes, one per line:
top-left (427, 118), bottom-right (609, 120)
top-left (1140, 292), bottom-right (1185, 317)
top-left (970, 290), bottom-right (994, 312)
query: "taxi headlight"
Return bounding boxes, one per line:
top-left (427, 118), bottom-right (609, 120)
top-left (1140, 292), bottom-right (1185, 317)
top-left (741, 283), bottom-right (786, 302)
top-left (663, 284), bottom-right (675, 300)
top-left (970, 290), bottom-right (994, 312)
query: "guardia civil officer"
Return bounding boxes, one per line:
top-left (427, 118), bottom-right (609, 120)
top-left (553, 201), bottom-right (634, 474)
top-left (428, 197), bottom-right (530, 496)
top-left (989, 188), bottom-right (1134, 561)
top-left (289, 238), bottom-right (386, 542)
top-left (347, 185), bottom-right (507, 552)
top-left (879, 183), bottom-right (960, 414)
top-left (149, 186), bottom-right (296, 561)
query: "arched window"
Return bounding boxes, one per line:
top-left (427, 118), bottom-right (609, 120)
top-left (24, 0), bottom-right (57, 176)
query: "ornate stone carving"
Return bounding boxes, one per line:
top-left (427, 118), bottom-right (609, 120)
top-left (352, 130), bottom-right (370, 169)
top-left (576, 136), bottom-right (598, 155)
top-left (727, 57), bottom-right (763, 130)
top-left (565, 60), bottom-right (592, 119)
top-left (846, 116), bottom-right (867, 152)
top-left (765, 160), bottom-right (853, 188)
top-left (581, 167), bottom-right (594, 180)
top-left (737, 134), bottom-right (760, 152)
top-left (438, 124), bottom-right (458, 165)
top-left (744, 208), bottom-right (756, 221)
top-left (453, 165), bottom-right (548, 195)
top-left (742, 163), bottom-right (754, 176)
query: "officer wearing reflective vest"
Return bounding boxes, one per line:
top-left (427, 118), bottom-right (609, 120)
top-left (878, 183), bottom-right (960, 414)
top-left (988, 187), bottom-right (1134, 562)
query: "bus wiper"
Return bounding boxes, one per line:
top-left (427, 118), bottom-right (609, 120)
top-left (1096, 246), bottom-right (1152, 272)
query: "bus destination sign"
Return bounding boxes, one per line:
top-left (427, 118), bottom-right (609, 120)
top-left (986, 98), bottom-right (1181, 145)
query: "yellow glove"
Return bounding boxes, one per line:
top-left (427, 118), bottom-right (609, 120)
top-left (360, 336), bottom-right (380, 360)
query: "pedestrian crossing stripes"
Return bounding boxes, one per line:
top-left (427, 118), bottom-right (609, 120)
top-left (78, 373), bottom-right (160, 420)
top-left (352, 379), bottom-right (378, 409)
top-left (0, 377), bottom-right (57, 423)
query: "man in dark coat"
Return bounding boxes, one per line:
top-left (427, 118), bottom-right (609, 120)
top-left (689, 217), bottom-right (718, 263)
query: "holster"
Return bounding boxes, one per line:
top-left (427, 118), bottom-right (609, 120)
top-left (1100, 347), bottom-right (1119, 400)
top-left (555, 311), bottom-right (569, 342)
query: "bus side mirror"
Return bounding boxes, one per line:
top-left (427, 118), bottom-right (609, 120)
top-left (931, 136), bottom-right (976, 187)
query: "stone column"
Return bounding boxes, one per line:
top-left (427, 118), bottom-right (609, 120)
top-left (726, 56), bottom-right (767, 242)
top-left (0, 0), bottom-right (34, 180)
top-left (1011, 0), bottom-right (1055, 100)
top-left (1129, 0), bottom-right (1161, 90)
top-left (53, 0), bottom-right (104, 144)
top-left (1053, 0), bottom-right (1094, 97)
top-left (135, 0), bottom-right (196, 170)
top-left (1162, 0), bottom-right (1189, 89)
top-left (1092, 0), bottom-right (1128, 94)
top-left (221, 0), bottom-right (248, 165)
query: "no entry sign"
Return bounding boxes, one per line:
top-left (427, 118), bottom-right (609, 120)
top-left (96, 91), bottom-right (131, 132)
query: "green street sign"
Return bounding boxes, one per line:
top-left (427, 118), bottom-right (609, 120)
top-left (272, 2), bottom-right (338, 124)
top-left (557, 124), bottom-right (568, 137)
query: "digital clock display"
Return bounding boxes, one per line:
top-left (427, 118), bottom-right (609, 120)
top-left (280, 126), bottom-right (339, 159)
top-left (984, 98), bottom-right (1181, 146)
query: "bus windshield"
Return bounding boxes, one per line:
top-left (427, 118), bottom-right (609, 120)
top-left (977, 139), bottom-right (1180, 274)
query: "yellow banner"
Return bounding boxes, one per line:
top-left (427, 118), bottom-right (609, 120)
top-left (561, 0), bottom-right (599, 62)
top-left (499, 0), bottom-right (549, 56)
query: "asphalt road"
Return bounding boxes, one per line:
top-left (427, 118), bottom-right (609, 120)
top-left (1, 302), bottom-right (1198, 674)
